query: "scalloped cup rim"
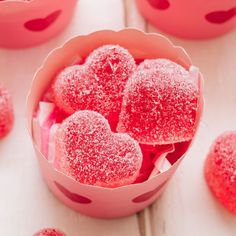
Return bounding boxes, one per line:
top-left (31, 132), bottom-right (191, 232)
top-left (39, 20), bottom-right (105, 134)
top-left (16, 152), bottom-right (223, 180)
top-left (0, 0), bottom-right (38, 4)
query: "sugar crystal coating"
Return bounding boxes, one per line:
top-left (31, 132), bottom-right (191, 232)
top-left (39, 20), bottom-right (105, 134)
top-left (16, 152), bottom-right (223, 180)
top-left (117, 59), bottom-right (199, 144)
top-left (33, 228), bottom-right (66, 236)
top-left (136, 58), bottom-right (189, 77)
top-left (0, 85), bottom-right (14, 138)
top-left (53, 65), bottom-right (95, 114)
top-left (52, 45), bottom-right (136, 125)
top-left (55, 110), bottom-right (142, 187)
top-left (205, 131), bottom-right (236, 214)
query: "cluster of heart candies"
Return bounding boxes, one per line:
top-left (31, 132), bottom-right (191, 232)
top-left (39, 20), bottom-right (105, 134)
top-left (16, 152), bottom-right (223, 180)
top-left (32, 43), bottom-right (236, 216)
top-left (35, 44), bottom-right (200, 188)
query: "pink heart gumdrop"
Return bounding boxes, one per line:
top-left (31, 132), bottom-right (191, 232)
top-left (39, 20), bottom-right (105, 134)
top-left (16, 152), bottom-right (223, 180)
top-left (205, 131), bottom-right (236, 215)
top-left (117, 59), bottom-right (199, 145)
top-left (55, 110), bottom-right (142, 188)
top-left (52, 45), bottom-right (136, 129)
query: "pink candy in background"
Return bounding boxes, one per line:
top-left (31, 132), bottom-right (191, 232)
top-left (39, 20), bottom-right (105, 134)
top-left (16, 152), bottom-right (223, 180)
top-left (27, 29), bottom-right (204, 218)
top-left (33, 228), bottom-right (66, 236)
top-left (136, 0), bottom-right (236, 39)
top-left (205, 131), bottom-right (236, 215)
top-left (0, 85), bottom-right (14, 138)
top-left (0, 0), bottom-right (77, 48)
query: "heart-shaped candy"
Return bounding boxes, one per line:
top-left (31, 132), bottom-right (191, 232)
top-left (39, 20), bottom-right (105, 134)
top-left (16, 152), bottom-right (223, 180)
top-left (53, 45), bottom-right (136, 127)
top-left (205, 131), bottom-right (236, 215)
top-left (117, 59), bottom-right (199, 145)
top-left (55, 110), bottom-right (142, 187)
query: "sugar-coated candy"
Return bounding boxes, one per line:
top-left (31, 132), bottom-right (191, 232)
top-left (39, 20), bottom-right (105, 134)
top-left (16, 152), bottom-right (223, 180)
top-left (33, 228), bottom-right (66, 236)
top-left (0, 85), bottom-right (14, 138)
top-left (117, 59), bottom-right (199, 144)
top-left (55, 110), bottom-right (142, 188)
top-left (205, 131), bottom-right (236, 214)
top-left (53, 45), bottom-right (136, 126)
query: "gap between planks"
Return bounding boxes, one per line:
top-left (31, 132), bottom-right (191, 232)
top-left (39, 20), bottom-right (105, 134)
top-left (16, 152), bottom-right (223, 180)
top-left (122, 0), bottom-right (155, 236)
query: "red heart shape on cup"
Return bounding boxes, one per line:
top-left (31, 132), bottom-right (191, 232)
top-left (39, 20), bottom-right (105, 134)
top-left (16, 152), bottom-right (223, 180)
top-left (147, 0), bottom-right (170, 10)
top-left (54, 181), bottom-right (92, 204)
top-left (24, 10), bottom-right (61, 31)
top-left (206, 7), bottom-right (236, 24)
top-left (132, 180), bottom-right (168, 203)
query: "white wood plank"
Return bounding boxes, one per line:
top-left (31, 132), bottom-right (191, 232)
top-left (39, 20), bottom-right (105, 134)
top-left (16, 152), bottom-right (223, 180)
top-left (72, 0), bottom-right (125, 35)
top-left (1, 0), bottom-right (236, 235)
top-left (0, 1), bottom-right (141, 236)
top-left (146, 23), bottom-right (236, 236)
top-left (137, 209), bottom-right (153, 236)
top-left (124, 0), bottom-right (146, 30)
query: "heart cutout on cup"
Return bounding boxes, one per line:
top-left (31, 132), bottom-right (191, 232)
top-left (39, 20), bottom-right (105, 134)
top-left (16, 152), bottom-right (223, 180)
top-left (54, 181), bottom-right (92, 204)
top-left (132, 179), bottom-right (168, 203)
top-left (147, 0), bottom-right (170, 10)
top-left (24, 10), bottom-right (61, 31)
top-left (205, 7), bottom-right (236, 24)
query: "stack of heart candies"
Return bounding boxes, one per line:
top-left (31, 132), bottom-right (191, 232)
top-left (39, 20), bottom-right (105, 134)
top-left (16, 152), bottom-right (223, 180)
top-left (33, 43), bottom-right (201, 191)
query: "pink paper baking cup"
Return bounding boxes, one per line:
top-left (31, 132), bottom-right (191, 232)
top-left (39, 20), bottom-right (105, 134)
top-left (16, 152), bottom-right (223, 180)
top-left (0, 0), bottom-right (77, 48)
top-left (136, 0), bottom-right (236, 39)
top-left (26, 29), bottom-right (204, 218)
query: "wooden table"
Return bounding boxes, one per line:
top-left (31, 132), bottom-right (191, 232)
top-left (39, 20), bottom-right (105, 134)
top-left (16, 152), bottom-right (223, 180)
top-left (0, 0), bottom-right (236, 235)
